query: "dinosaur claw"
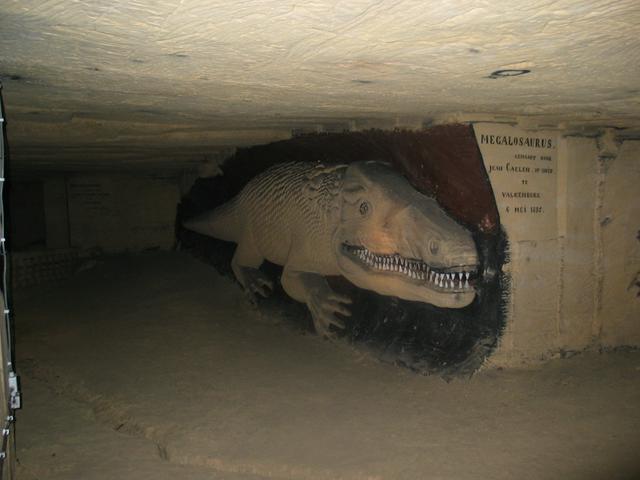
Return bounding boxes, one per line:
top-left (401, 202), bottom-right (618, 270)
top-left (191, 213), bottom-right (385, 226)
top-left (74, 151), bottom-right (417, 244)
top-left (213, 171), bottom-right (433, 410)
top-left (236, 267), bottom-right (274, 302)
top-left (328, 300), bottom-right (351, 317)
top-left (307, 291), bottom-right (349, 337)
top-left (244, 289), bottom-right (259, 307)
top-left (250, 281), bottom-right (271, 297)
top-left (329, 293), bottom-right (352, 305)
top-left (329, 315), bottom-right (346, 329)
top-left (256, 277), bottom-right (273, 290)
top-left (315, 320), bottom-right (341, 340)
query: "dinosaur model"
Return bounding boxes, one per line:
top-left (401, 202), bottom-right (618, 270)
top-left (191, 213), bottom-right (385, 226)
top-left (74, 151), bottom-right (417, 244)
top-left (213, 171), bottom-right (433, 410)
top-left (184, 161), bottom-right (479, 337)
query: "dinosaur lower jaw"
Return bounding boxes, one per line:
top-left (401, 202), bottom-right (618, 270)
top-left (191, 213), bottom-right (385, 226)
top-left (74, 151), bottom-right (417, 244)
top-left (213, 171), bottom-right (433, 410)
top-left (341, 243), bottom-right (477, 293)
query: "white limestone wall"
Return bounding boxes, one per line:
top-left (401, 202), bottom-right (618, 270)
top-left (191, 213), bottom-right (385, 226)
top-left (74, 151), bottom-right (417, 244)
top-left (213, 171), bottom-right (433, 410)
top-left (479, 125), bottom-right (640, 365)
top-left (598, 140), bottom-right (640, 347)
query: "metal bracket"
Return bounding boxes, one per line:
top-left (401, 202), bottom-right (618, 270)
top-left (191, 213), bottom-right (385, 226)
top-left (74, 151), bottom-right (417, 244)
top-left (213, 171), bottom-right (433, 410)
top-left (0, 416), bottom-right (14, 463)
top-left (8, 372), bottom-right (20, 410)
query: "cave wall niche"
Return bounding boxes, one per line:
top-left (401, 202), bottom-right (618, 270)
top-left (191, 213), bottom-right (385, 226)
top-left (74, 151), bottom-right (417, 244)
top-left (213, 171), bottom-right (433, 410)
top-left (179, 123), bottom-right (640, 372)
top-left (180, 125), bottom-right (504, 375)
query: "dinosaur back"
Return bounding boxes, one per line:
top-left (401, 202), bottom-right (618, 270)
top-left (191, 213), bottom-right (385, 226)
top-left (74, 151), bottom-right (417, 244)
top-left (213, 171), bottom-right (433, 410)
top-left (236, 162), bottom-right (343, 270)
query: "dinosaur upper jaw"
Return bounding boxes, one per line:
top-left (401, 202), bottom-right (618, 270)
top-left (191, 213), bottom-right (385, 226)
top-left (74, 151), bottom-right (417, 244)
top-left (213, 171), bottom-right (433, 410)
top-left (338, 243), bottom-right (478, 308)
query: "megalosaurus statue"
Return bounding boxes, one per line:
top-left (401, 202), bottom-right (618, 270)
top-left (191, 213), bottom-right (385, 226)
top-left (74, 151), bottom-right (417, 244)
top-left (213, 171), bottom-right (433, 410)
top-left (184, 161), bottom-right (479, 337)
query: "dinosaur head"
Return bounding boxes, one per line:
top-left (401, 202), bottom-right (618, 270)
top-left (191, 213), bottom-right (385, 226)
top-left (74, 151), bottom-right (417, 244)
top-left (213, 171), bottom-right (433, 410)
top-left (333, 161), bottom-right (479, 308)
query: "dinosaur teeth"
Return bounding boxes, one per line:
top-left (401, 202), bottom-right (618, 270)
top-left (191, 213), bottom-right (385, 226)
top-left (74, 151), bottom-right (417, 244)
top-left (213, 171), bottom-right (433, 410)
top-left (344, 244), bottom-right (476, 291)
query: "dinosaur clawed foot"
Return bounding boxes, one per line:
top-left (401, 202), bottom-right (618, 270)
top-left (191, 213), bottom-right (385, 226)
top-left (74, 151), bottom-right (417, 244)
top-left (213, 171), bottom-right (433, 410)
top-left (307, 291), bottom-right (352, 339)
top-left (237, 268), bottom-right (274, 305)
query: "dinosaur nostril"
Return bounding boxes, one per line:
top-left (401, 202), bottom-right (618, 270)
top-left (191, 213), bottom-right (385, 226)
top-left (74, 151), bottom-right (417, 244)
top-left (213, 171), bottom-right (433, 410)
top-left (429, 239), bottom-right (440, 256)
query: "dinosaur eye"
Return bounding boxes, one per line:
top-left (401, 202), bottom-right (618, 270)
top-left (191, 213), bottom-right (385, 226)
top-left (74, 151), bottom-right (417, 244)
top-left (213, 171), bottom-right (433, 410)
top-left (359, 201), bottom-right (370, 216)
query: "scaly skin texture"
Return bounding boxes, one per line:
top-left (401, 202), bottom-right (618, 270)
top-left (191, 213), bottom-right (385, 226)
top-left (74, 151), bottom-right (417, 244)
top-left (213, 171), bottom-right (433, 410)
top-left (184, 161), bottom-right (479, 337)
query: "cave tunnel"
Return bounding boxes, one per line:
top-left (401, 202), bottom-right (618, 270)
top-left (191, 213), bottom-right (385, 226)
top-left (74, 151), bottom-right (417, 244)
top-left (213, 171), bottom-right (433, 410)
top-left (0, 1), bottom-right (639, 479)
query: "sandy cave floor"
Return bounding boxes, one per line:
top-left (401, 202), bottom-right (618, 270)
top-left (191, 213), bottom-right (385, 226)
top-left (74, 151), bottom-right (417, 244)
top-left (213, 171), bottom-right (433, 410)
top-left (12, 252), bottom-right (640, 480)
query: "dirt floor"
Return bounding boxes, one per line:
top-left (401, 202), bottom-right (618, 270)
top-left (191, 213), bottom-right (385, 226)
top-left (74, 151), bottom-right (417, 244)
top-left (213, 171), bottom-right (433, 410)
top-left (12, 252), bottom-right (640, 480)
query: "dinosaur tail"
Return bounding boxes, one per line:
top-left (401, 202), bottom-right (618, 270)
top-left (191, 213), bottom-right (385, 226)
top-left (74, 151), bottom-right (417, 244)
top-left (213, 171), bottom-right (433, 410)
top-left (182, 198), bottom-right (241, 242)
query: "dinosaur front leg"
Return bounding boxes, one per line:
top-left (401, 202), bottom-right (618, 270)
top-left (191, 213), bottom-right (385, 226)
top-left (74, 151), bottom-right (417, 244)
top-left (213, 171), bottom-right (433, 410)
top-left (281, 267), bottom-right (351, 337)
top-left (231, 241), bottom-right (273, 304)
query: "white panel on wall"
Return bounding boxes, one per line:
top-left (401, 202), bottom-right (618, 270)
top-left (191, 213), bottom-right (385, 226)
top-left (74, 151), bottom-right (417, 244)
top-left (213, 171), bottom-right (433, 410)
top-left (475, 127), bottom-right (640, 364)
top-left (473, 123), bottom-right (559, 241)
top-left (68, 175), bottom-right (179, 252)
top-left (474, 123), bottom-right (562, 364)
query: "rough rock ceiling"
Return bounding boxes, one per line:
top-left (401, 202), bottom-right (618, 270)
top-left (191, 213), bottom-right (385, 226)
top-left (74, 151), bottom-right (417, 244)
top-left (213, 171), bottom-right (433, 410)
top-left (1, 0), bottom-right (639, 170)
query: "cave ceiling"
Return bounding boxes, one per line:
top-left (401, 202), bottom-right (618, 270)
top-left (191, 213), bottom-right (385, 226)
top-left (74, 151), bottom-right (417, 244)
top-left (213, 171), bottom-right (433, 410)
top-left (1, 0), bottom-right (639, 171)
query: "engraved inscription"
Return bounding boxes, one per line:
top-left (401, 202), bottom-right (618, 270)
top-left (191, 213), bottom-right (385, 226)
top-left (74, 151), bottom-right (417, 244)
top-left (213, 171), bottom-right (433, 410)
top-left (474, 124), bottom-right (558, 240)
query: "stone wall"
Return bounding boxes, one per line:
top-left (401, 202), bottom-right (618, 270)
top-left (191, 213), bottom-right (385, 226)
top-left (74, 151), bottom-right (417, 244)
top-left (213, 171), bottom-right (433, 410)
top-left (66, 175), bottom-right (179, 252)
top-left (598, 139), bottom-right (640, 347)
top-left (477, 125), bottom-right (640, 365)
top-left (10, 173), bottom-right (179, 287)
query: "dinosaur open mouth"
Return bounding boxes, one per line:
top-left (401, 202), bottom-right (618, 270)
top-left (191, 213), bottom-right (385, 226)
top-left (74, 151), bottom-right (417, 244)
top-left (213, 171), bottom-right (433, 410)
top-left (342, 243), bottom-right (477, 292)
